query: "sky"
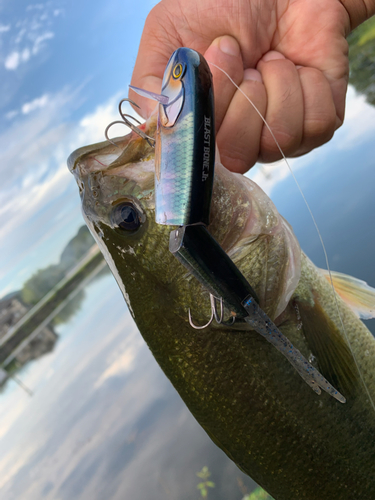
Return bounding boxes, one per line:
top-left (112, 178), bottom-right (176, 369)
top-left (0, 0), bottom-right (158, 298)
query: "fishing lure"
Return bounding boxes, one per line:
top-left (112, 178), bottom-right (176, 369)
top-left (108, 47), bottom-right (345, 403)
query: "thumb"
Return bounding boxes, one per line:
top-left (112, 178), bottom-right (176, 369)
top-left (130, 6), bottom-right (179, 118)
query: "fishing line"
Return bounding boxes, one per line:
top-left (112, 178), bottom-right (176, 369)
top-left (209, 61), bottom-right (375, 413)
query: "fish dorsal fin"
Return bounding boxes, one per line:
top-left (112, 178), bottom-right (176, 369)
top-left (297, 299), bottom-right (358, 396)
top-left (320, 269), bottom-right (375, 320)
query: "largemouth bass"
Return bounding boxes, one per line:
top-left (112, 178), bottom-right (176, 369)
top-left (68, 117), bottom-right (375, 499)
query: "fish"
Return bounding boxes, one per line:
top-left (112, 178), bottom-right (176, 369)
top-left (130, 48), bottom-right (346, 403)
top-left (68, 121), bottom-right (375, 499)
top-left (67, 52), bottom-right (375, 500)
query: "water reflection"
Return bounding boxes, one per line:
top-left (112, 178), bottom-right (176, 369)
top-left (0, 226), bottom-right (103, 390)
top-left (0, 273), bottom-right (256, 499)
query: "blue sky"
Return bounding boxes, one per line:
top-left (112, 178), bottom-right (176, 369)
top-left (0, 0), bottom-right (158, 297)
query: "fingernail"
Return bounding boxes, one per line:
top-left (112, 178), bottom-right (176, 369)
top-left (296, 65), bottom-right (303, 70)
top-left (261, 51), bottom-right (285, 62)
top-left (219, 36), bottom-right (240, 57)
top-left (244, 68), bottom-right (263, 83)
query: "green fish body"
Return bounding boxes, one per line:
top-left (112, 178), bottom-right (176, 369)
top-left (68, 118), bottom-right (375, 500)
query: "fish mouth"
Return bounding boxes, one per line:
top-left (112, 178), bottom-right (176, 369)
top-left (67, 135), bottom-right (135, 181)
top-left (67, 140), bottom-right (109, 175)
top-left (67, 118), bottom-right (158, 224)
top-left (68, 116), bottom-right (157, 182)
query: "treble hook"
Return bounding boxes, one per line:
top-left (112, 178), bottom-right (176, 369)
top-left (188, 294), bottom-right (236, 330)
top-left (188, 304), bottom-right (214, 330)
top-left (211, 294), bottom-right (224, 324)
top-left (105, 98), bottom-right (155, 148)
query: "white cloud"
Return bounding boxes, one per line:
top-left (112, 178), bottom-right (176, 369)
top-left (0, 442), bottom-right (39, 490)
top-left (4, 47), bottom-right (32, 70)
top-left (32, 31), bottom-right (54, 55)
top-left (4, 32), bottom-right (55, 70)
top-left (4, 2), bottom-right (59, 71)
top-left (334, 86), bottom-right (375, 149)
top-left (14, 27), bottom-right (27, 44)
top-left (21, 93), bottom-right (49, 114)
top-left (26, 4), bottom-right (45, 11)
top-left (5, 110), bottom-right (18, 120)
top-left (4, 51), bottom-right (20, 70)
top-left (21, 47), bottom-right (30, 62)
top-left (94, 326), bottom-right (141, 388)
top-left (247, 159), bottom-right (292, 197)
top-left (0, 24), bottom-right (11, 33)
top-left (76, 94), bottom-right (137, 145)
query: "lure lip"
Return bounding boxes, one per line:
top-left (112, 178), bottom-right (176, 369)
top-left (129, 85), bottom-right (169, 105)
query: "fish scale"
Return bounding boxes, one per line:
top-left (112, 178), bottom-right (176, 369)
top-left (156, 112), bottom-right (195, 225)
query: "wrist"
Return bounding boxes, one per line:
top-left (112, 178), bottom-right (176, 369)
top-left (340, 0), bottom-right (375, 30)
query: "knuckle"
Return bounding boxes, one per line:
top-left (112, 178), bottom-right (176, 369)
top-left (305, 111), bottom-right (336, 143)
top-left (300, 66), bottom-right (322, 86)
top-left (219, 145), bottom-right (256, 174)
top-left (260, 126), bottom-right (299, 157)
top-left (299, 67), bottom-right (337, 143)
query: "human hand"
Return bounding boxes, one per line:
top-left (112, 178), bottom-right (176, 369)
top-left (131, 0), bottom-right (374, 173)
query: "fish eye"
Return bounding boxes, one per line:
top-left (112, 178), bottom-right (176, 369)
top-left (172, 63), bottom-right (183, 79)
top-left (111, 202), bottom-right (142, 231)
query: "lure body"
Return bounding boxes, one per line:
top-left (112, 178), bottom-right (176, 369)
top-left (169, 224), bottom-right (258, 317)
top-left (154, 48), bottom-right (215, 226)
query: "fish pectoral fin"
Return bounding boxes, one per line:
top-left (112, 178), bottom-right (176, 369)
top-left (320, 269), bottom-right (375, 320)
top-left (298, 299), bottom-right (358, 397)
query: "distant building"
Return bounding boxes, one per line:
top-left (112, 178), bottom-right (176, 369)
top-left (0, 368), bottom-right (7, 384)
top-left (0, 293), bottom-right (28, 340)
top-left (15, 327), bottom-right (58, 365)
top-left (0, 293), bottom-right (58, 382)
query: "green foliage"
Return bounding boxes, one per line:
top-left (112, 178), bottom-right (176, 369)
top-left (348, 16), bottom-right (375, 46)
top-left (52, 289), bottom-right (84, 325)
top-left (21, 265), bottom-right (65, 305)
top-left (196, 466), bottom-right (215, 499)
top-left (348, 16), bottom-right (375, 105)
top-left (59, 226), bottom-right (95, 269)
top-left (357, 23), bottom-right (375, 46)
top-left (194, 465), bottom-right (273, 500)
top-left (243, 486), bottom-right (274, 500)
top-left (20, 226), bottom-right (95, 306)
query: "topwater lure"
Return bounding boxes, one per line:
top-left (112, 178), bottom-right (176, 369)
top-left (110, 47), bottom-right (345, 403)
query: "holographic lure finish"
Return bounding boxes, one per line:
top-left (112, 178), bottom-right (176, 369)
top-left (154, 48), bottom-right (215, 226)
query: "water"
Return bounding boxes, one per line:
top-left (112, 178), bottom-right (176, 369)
top-left (0, 6), bottom-right (375, 499)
